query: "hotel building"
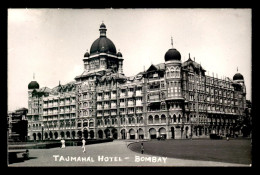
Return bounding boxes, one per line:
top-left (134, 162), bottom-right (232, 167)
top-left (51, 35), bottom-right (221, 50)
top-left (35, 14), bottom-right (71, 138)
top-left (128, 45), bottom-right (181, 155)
top-left (26, 23), bottom-right (247, 140)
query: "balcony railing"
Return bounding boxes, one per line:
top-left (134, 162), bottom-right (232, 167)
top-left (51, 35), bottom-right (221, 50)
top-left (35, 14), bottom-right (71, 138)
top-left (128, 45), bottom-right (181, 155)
top-left (111, 95), bottom-right (116, 99)
top-left (120, 94), bottom-right (126, 98)
top-left (111, 105), bottom-right (117, 109)
top-left (120, 104), bottom-right (125, 108)
top-left (136, 102), bottom-right (142, 106)
top-left (136, 91), bottom-right (142, 96)
top-left (97, 113), bottom-right (103, 117)
top-left (127, 103), bottom-right (134, 107)
top-left (104, 105), bottom-right (110, 109)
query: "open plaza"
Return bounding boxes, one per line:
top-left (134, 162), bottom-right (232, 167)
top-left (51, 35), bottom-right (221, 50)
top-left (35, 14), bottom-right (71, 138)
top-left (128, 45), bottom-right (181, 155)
top-left (8, 138), bottom-right (251, 167)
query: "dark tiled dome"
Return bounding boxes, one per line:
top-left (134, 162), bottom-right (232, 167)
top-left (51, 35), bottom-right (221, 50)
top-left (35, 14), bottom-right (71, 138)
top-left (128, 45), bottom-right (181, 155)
top-left (89, 23), bottom-right (117, 56)
top-left (233, 73), bottom-right (244, 81)
top-left (84, 51), bottom-right (90, 57)
top-left (90, 37), bottom-right (117, 55)
top-left (117, 51), bottom-right (123, 57)
top-left (28, 81), bottom-right (39, 89)
top-left (164, 48), bottom-right (181, 61)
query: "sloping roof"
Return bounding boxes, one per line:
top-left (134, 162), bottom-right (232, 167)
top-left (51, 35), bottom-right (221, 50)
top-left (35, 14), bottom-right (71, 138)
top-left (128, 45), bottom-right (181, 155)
top-left (182, 58), bottom-right (206, 71)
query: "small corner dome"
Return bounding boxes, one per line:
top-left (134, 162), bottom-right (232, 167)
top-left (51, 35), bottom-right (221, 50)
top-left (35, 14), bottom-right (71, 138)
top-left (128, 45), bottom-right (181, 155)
top-left (233, 73), bottom-right (244, 81)
top-left (84, 51), bottom-right (90, 57)
top-left (28, 81), bottom-right (39, 90)
top-left (117, 51), bottom-right (123, 57)
top-left (164, 48), bottom-right (181, 61)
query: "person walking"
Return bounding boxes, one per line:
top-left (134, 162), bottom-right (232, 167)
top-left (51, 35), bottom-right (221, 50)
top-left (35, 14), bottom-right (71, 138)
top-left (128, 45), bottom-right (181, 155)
top-left (61, 138), bottom-right (66, 149)
top-left (82, 138), bottom-right (86, 153)
top-left (141, 142), bottom-right (144, 154)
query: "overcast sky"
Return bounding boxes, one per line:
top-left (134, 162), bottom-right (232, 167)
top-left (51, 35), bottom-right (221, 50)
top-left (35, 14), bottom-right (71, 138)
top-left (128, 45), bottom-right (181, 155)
top-left (8, 8), bottom-right (251, 111)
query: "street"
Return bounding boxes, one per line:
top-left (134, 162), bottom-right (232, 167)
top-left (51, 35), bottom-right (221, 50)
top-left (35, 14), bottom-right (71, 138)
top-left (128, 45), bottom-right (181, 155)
top-left (8, 140), bottom-right (250, 167)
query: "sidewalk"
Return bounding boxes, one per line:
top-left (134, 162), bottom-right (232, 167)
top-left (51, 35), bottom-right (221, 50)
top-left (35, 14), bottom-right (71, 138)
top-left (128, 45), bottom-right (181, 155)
top-left (9, 140), bottom-right (250, 167)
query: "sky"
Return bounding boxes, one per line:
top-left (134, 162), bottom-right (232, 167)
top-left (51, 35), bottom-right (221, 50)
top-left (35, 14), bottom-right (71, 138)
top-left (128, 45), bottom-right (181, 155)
top-left (8, 8), bottom-right (252, 111)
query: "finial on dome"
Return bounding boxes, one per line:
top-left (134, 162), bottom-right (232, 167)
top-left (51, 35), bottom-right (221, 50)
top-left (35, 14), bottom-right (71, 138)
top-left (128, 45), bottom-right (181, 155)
top-left (99, 22), bottom-right (107, 37)
top-left (171, 36), bottom-right (173, 48)
top-left (237, 67), bottom-right (238, 72)
top-left (33, 73), bottom-right (35, 80)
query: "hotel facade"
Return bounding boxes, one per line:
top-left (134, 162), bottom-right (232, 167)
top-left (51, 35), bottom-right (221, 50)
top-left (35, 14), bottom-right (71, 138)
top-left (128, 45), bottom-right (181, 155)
top-left (26, 23), bottom-right (247, 141)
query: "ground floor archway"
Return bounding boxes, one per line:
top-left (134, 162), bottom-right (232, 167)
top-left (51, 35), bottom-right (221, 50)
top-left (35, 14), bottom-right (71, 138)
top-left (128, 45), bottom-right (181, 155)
top-left (129, 129), bottom-right (135, 139)
top-left (121, 129), bottom-right (126, 139)
top-left (112, 128), bottom-right (118, 139)
top-left (98, 130), bottom-right (103, 139)
top-left (149, 128), bottom-right (156, 139)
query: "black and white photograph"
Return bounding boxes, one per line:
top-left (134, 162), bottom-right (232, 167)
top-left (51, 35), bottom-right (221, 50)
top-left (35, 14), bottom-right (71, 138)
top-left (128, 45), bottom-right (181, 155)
top-left (7, 8), bottom-right (252, 167)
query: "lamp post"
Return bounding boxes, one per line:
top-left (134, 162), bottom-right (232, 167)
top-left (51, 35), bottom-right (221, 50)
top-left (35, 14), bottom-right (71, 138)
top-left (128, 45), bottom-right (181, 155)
top-left (42, 124), bottom-right (44, 141)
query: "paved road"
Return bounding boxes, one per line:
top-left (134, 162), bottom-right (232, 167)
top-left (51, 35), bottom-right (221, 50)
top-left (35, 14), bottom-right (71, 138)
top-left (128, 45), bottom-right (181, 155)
top-left (8, 140), bottom-right (250, 167)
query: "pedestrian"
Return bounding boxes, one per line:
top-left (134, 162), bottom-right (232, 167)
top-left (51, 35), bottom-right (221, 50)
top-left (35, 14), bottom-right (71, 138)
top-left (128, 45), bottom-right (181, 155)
top-left (141, 142), bottom-right (144, 154)
top-left (82, 138), bottom-right (86, 153)
top-left (61, 138), bottom-right (66, 149)
top-left (226, 134), bottom-right (229, 141)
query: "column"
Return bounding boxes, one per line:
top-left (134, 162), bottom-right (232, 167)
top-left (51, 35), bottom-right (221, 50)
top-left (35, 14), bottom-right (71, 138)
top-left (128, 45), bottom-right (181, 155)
top-left (156, 131), bottom-right (160, 138)
top-left (167, 130), bottom-right (172, 139)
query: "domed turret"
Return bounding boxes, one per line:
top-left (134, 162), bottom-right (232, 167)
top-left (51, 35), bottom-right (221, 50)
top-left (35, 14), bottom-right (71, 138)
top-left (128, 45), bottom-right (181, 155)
top-left (28, 73), bottom-right (39, 90)
top-left (84, 51), bottom-right (90, 58)
top-left (28, 81), bottom-right (39, 90)
top-left (233, 73), bottom-right (244, 81)
top-left (164, 48), bottom-right (181, 61)
top-left (89, 22), bottom-right (117, 56)
top-left (117, 51), bottom-right (123, 57)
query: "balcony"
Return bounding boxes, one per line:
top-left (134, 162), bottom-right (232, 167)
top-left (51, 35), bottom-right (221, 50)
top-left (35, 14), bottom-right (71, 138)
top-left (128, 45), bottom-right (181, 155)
top-left (120, 111), bottom-right (126, 115)
top-left (59, 102), bottom-right (65, 106)
top-left (111, 111), bottom-right (117, 116)
top-left (128, 92), bottom-right (134, 97)
top-left (136, 91), bottom-right (142, 96)
top-left (128, 110), bottom-right (134, 114)
top-left (104, 96), bottom-right (110, 100)
top-left (127, 102), bottom-right (134, 107)
top-left (104, 112), bottom-right (110, 116)
top-left (120, 93), bottom-right (126, 98)
top-left (97, 97), bottom-right (103, 101)
top-left (136, 110), bottom-right (143, 114)
top-left (136, 102), bottom-right (142, 106)
top-left (60, 110), bottom-right (64, 114)
top-left (97, 105), bottom-right (103, 110)
top-left (119, 104), bottom-right (125, 108)
top-left (97, 113), bottom-right (103, 117)
top-left (111, 105), bottom-right (117, 109)
top-left (43, 104), bottom-right (48, 108)
top-left (104, 105), bottom-right (110, 110)
top-left (70, 101), bottom-right (76, 105)
top-left (111, 95), bottom-right (117, 99)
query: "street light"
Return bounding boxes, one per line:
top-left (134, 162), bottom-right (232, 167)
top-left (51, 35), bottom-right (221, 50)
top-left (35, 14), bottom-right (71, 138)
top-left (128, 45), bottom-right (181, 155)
top-left (42, 124), bottom-right (44, 141)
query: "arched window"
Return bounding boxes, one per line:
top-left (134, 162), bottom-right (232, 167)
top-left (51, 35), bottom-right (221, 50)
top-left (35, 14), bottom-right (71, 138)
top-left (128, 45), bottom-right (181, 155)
top-left (148, 115), bottom-right (153, 124)
top-left (154, 115), bottom-right (159, 124)
top-left (178, 114), bottom-right (181, 123)
top-left (161, 115), bottom-right (166, 123)
top-left (173, 114), bottom-right (176, 123)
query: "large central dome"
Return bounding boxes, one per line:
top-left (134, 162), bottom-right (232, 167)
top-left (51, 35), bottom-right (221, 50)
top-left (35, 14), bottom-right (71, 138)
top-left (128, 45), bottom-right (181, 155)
top-left (89, 23), bottom-right (117, 56)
